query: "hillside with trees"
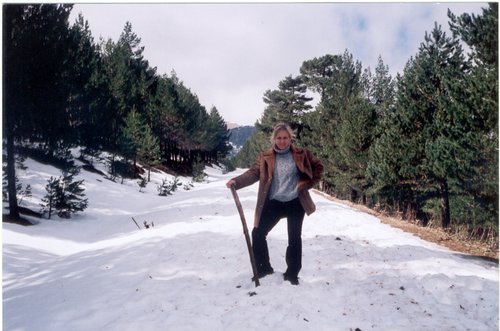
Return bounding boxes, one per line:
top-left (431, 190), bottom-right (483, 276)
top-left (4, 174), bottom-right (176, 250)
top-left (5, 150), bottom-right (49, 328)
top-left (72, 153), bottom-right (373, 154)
top-left (234, 4), bottom-right (498, 246)
top-left (3, 4), bottom-right (231, 221)
top-left (3, 3), bottom-right (498, 249)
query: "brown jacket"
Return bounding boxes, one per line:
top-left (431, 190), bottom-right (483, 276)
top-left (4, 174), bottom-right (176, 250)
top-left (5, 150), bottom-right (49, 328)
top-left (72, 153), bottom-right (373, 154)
top-left (232, 145), bottom-right (324, 227)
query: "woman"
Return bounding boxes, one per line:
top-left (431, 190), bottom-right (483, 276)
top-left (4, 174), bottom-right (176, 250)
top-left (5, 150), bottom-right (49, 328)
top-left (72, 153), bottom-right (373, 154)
top-left (226, 123), bottom-right (323, 285)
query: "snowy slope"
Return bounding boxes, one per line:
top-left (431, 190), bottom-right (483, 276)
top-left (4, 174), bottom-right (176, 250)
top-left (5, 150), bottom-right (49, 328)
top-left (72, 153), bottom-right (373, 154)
top-left (2, 156), bottom-right (499, 331)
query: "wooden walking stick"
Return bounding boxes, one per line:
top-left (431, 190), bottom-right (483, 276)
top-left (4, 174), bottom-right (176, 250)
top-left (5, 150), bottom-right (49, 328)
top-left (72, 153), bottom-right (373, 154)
top-left (229, 185), bottom-right (260, 287)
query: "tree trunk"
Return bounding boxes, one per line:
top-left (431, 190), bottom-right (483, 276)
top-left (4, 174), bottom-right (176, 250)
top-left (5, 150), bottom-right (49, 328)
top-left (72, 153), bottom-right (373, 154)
top-left (350, 189), bottom-right (358, 202)
top-left (440, 179), bottom-right (451, 228)
top-left (6, 132), bottom-right (20, 220)
top-left (133, 156), bottom-right (137, 177)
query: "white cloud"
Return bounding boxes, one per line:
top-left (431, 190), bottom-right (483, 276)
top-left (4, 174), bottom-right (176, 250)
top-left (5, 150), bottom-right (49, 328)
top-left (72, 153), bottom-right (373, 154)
top-left (71, 2), bottom-right (487, 126)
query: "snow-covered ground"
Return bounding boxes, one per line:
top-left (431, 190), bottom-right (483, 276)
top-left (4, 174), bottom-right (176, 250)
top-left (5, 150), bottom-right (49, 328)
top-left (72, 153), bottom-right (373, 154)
top-left (3, 155), bottom-right (499, 331)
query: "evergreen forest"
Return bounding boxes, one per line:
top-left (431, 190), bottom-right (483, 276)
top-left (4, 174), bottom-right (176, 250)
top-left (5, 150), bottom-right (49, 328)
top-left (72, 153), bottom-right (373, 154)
top-left (4, 4), bottom-right (231, 220)
top-left (235, 4), bottom-right (498, 244)
top-left (3, 4), bottom-right (498, 246)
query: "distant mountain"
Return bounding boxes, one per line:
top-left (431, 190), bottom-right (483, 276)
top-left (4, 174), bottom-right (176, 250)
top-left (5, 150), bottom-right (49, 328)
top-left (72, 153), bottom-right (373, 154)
top-left (229, 125), bottom-right (255, 146)
top-left (228, 125), bottom-right (255, 155)
top-left (226, 122), bottom-right (240, 130)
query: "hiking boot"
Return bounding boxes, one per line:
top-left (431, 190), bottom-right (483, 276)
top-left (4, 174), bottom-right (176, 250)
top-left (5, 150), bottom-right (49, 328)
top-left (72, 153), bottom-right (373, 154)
top-left (252, 267), bottom-right (274, 281)
top-left (284, 273), bottom-right (299, 285)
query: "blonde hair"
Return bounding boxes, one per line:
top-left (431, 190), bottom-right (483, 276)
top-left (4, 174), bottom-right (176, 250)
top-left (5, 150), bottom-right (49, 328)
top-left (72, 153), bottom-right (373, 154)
top-left (270, 122), bottom-right (295, 144)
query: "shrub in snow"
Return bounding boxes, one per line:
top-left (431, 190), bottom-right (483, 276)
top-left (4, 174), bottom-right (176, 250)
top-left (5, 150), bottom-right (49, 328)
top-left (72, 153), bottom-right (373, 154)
top-left (157, 176), bottom-right (181, 196)
top-left (2, 156), bottom-right (32, 205)
top-left (183, 181), bottom-right (194, 191)
top-left (192, 157), bottom-right (207, 183)
top-left (137, 176), bottom-right (147, 192)
top-left (40, 168), bottom-right (88, 219)
top-left (2, 173), bottom-right (32, 205)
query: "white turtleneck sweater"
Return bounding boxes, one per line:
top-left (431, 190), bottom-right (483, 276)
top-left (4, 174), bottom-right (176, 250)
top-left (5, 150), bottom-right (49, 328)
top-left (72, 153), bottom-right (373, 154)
top-left (269, 145), bottom-right (299, 202)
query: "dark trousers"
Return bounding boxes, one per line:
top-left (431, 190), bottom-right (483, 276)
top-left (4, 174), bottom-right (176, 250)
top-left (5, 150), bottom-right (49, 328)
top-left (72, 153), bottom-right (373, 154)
top-left (252, 198), bottom-right (305, 278)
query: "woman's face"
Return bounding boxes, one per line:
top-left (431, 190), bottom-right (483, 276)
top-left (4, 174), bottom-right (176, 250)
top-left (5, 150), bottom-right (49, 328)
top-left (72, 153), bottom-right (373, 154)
top-left (274, 129), bottom-right (291, 150)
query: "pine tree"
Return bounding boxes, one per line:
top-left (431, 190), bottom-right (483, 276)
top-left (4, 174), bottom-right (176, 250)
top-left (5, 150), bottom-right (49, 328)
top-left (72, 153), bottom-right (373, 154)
top-left (369, 24), bottom-right (475, 228)
top-left (260, 75), bottom-right (312, 139)
top-left (369, 56), bottom-right (395, 120)
top-left (170, 76), bottom-right (212, 166)
top-left (299, 51), bottom-right (364, 198)
top-left (20, 5), bottom-right (74, 153)
top-left (447, 3), bottom-right (498, 231)
top-left (40, 169), bottom-right (88, 219)
top-left (67, 14), bottom-right (107, 156)
top-left (336, 95), bottom-right (377, 203)
top-left (41, 176), bottom-right (60, 219)
top-left (300, 54), bottom-right (341, 99)
top-left (99, 22), bottom-right (155, 156)
top-left (448, 3), bottom-right (498, 67)
top-left (3, 4), bottom-right (73, 220)
top-left (56, 169), bottom-right (88, 218)
top-left (100, 38), bottom-right (129, 154)
top-left (138, 125), bottom-right (160, 182)
top-left (205, 107), bottom-right (231, 163)
top-left (120, 109), bottom-right (148, 175)
top-left (148, 74), bottom-right (181, 166)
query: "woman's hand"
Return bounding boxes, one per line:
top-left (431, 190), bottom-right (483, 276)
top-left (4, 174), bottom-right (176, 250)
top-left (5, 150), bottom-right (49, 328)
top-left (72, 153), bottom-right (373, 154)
top-left (226, 179), bottom-right (236, 188)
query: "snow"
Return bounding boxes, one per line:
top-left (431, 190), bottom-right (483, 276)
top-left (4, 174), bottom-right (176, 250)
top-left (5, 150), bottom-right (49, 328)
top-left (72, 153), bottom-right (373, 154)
top-left (3, 155), bottom-right (499, 331)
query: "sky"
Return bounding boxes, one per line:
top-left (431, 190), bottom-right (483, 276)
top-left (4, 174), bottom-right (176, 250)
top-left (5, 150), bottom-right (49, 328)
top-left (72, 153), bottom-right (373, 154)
top-left (69, 2), bottom-right (488, 126)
